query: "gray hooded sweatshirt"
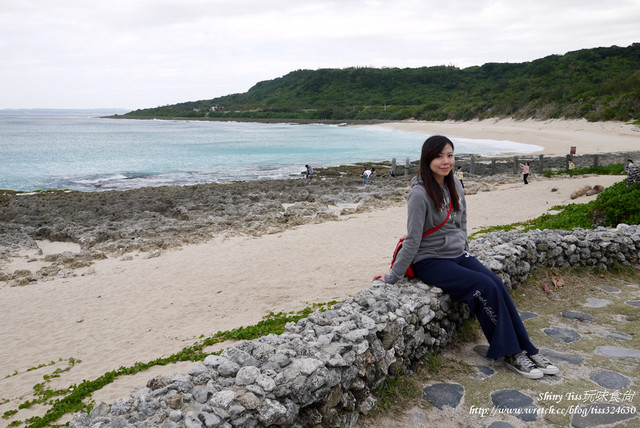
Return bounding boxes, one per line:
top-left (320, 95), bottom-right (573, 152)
top-left (384, 175), bottom-right (468, 284)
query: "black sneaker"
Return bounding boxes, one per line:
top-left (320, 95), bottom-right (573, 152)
top-left (504, 353), bottom-right (543, 379)
top-left (528, 353), bottom-right (559, 375)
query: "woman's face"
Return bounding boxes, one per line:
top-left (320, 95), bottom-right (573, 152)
top-left (429, 143), bottom-right (454, 184)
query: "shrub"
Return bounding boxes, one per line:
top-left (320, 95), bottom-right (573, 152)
top-left (525, 202), bottom-right (596, 231)
top-left (591, 180), bottom-right (640, 226)
top-left (524, 179), bottom-right (639, 231)
top-left (573, 164), bottom-right (625, 175)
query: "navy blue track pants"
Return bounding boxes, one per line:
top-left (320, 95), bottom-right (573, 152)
top-left (413, 253), bottom-right (538, 360)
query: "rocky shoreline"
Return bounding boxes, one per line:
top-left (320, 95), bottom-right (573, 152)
top-left (0, 164), bottom-right (530, 286)
top-left (0, 172), bottom-right (400, 281)
top-left (1, 149), bottom-right (634, 287)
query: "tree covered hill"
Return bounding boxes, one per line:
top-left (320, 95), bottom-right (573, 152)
top-left (124, 43), bottom-right (640, 122)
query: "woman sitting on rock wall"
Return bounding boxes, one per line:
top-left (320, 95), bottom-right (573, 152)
top-left (374, 135), bottom-right (559, 379)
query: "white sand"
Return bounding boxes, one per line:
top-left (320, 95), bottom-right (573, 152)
top-left (0, 118), bottom-right (636, 423)
top-left (375, 118), bottom-right (640, 157)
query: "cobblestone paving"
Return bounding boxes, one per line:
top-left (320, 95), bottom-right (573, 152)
top-left (359, 274), bottom-right (639, 428)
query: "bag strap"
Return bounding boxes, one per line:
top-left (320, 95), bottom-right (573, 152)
top-left (421, 201), bottom-right (453, 238)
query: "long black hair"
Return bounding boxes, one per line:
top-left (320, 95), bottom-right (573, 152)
top-left (418, 135), bottom-right (461, 212)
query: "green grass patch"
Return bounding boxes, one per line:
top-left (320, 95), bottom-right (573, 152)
top-left (454, 317), bottom-right (480, 343)
top-left (372, 366), bottom-right (423, 415)
top-left (3, 302), bottom-right (336, 428)
top-left (363, 320), bottom-right (478, 423)
top-left (525, 202), bottom-right (596, 230)
top-left (542, 163), bottom-right (626, 178)
top-left (471, 178), bottom-right (639, 237)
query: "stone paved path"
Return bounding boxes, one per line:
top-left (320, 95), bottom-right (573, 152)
top-left (359, 277), bottom-right (640, 427)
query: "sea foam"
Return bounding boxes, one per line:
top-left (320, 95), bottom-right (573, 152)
top-left (0, 113), bottom-right (541, 192)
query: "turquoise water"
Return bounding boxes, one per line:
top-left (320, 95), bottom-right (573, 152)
top-left (0, 112), bottom-right (542, 192)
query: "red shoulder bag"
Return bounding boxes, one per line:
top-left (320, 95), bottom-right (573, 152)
top-left (390, 201), bottom-right (453, 278)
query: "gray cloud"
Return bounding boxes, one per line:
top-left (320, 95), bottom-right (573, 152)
top-left (1, 0), bottom-right (638, 109)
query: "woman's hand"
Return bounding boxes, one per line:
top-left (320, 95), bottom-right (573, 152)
top-left (372, 274), bottom-right (386, 282)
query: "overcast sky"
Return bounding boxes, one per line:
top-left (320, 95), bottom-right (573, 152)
top-left (1, 0), bottom-right (639, 111)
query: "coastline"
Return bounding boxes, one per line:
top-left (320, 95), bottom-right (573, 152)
top-left (4, 116), bottom-right (638, 193)
top-left (0, 118), bottom-right (637, 425)
top-left (373, 118), bottom-right (640, 157)
top-left (111, 116), bottom-right (640, 158)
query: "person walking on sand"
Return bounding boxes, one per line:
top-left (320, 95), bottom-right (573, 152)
top-left (519, 161), bottom-right (530, 184)
top-left (373, 135), bottom-right (559, 379)
top-left (568, 159), bottom-right (575, 178)
top-left (454, 166), bottom-right (464, 188)
top-left (305, 164), bottom-right (314, 182)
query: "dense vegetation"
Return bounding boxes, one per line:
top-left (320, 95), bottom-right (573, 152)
top-left (526, 178), bottom-right (640, 230)
top-left (124, 43), bottom-right (640, 122)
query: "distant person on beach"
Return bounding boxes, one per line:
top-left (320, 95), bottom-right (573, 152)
top-left (362, 168), bottom-right (375, 185)
top-left (568, 159), bottom-right (575, 178)
top-left (519, 161), bottom-right (530, 184)
top-left (305, 164), bottom-right (314, 182)
top-left (454, 166), bottom-right (464, 188)
top-left (373, 135), bottom-right (558, 380)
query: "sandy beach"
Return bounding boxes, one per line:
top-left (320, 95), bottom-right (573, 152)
top-left (0, 118), bottom-right (637, 425)
top-left (375, 118), bottom-right (640, 157)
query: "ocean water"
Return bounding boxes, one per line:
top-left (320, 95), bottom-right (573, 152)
top-left (0, 112), bottom-right (542, 192)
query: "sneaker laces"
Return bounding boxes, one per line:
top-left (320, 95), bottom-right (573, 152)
top-left (514, 353), bottom-right (536, 370)
top-left (529, 353), bottom-right (550, 366)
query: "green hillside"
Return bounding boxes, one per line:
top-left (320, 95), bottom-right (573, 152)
top-left (124, 43), bottom-right (640, 122)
